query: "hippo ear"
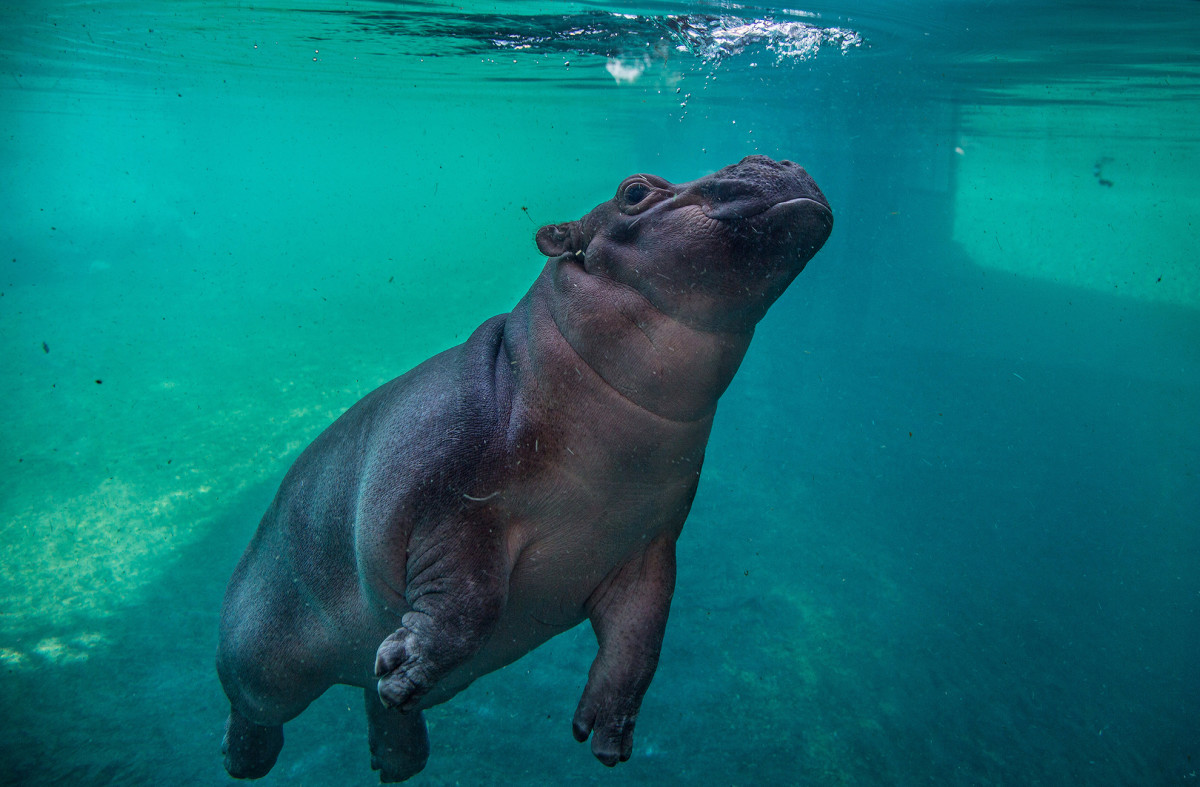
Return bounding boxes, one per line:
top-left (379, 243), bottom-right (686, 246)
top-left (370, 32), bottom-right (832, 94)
top-left (535, 222), bottom-right (581, 258)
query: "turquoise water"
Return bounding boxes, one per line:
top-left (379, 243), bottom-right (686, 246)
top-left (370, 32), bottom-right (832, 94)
top-left (2, 1), bottom-right (1198, 783)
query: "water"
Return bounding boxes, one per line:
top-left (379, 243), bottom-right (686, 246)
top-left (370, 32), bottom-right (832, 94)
top-left (1, 1), bottom-right (1197, 783)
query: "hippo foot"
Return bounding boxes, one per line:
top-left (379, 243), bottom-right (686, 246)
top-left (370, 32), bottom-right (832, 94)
top-left (369, 732), bottom-right (428, 782)
top-left (365, 688), bottom-right (430, 782)
top-left (572, 684), bottom-right (638, 767)
top-left (375, 623), bottom-right (437, 712)
top-left (222, 708), bottom-right (284, 779)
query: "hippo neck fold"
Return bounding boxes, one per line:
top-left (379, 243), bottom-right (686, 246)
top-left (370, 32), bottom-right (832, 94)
top-left (505, 261), bottom-right (753, 424)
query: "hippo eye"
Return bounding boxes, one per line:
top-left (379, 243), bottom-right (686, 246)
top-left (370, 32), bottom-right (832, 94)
top-left (624, 183), bottom-right (650, 203)
top-left (619, 180), bottom-right (653, 206)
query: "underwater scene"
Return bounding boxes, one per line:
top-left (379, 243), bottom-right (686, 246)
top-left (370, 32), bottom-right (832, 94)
top-left (1, 1), bottom-right (1198, 784)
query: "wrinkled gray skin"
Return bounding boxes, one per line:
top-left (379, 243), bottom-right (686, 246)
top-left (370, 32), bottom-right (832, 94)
top-left (217, 155), bottom-right (832, 781)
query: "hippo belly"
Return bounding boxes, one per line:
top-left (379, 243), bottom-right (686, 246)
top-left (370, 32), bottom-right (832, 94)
top-left (417, 385), bottom-right (711, 706)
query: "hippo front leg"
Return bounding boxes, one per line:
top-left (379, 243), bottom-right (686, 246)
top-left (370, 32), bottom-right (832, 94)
top-left (573, 533), bottom-right (677, 766)
top-left (374, 515), bottom-right (510, 711)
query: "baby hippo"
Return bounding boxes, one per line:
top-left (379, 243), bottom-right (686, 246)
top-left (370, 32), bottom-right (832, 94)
top-left (217, 155), bottom-right (833, 781)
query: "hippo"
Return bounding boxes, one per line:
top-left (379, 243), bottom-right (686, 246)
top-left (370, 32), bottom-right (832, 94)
top-left (217, 154), bottom-right (832, 781)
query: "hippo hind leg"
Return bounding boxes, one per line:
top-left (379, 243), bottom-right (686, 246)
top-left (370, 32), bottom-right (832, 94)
top-left (216, 606), bottom-right (335, 778)
top-left (218, 655), bottom-right (332, 780)
top-left (365, 688), bottom-right (429, 782)
top-left (222, 706), bottom-right (284, 779)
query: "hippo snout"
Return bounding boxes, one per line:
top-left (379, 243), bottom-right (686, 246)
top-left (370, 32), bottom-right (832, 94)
top-left (692, 155), bottom-right (831, 221)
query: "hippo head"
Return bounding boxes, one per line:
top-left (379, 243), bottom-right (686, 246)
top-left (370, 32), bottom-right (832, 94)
top-left (533, 155), bottom-right (832, 420)
top-left (536, 155), bottom-right (832, 333)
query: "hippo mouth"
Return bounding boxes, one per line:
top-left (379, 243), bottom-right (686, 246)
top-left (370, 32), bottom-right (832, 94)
top-left (663, 190), bottom-right (831, 264)
top-left (703, 194), bottom-right (831, 223)
top-left (734, 196), bottom-right (835, 251)
top-left (761, 195), bottom-right (832, 220)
